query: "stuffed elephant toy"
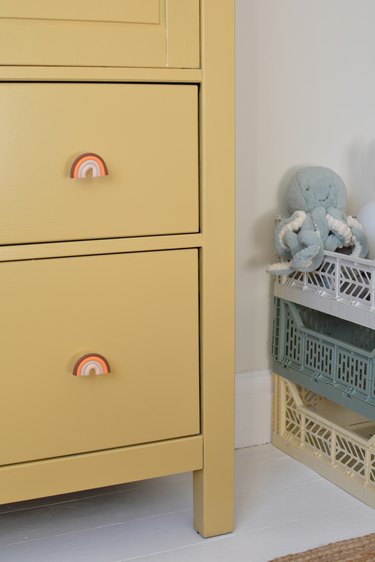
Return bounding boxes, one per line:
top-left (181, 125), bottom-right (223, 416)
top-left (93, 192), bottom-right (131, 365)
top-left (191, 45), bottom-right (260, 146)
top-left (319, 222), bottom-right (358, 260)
top-left (268, 166), bottom-right (368, 275)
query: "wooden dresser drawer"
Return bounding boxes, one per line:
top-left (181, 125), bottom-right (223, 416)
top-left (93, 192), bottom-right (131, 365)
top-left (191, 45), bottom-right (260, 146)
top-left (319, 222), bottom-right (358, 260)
top-left (0, 249), bottom-right (200, 465)
top-left (0, 0), bottom-right (200, 68)
top-left (0, 83), bottom-right (199, 244)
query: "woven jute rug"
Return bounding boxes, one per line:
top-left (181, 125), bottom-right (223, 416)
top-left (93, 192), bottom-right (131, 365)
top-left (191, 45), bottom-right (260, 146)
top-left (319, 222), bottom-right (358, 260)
top-left (270, 533), bottom-right (375, 561)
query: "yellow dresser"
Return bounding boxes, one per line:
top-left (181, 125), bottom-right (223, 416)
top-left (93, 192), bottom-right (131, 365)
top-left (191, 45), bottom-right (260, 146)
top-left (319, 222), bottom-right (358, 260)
top-left (0, 0), bottom-right (235, 538)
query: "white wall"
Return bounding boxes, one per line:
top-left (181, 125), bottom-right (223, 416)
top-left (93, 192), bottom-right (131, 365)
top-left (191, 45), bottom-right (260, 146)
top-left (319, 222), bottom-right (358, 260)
top-left (236, 0), bottom-right (375, 374)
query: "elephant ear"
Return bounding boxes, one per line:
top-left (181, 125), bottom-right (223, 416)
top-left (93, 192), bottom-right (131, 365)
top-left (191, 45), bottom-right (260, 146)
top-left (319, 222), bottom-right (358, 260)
top-left (287, 173), bottom-right (307, 212)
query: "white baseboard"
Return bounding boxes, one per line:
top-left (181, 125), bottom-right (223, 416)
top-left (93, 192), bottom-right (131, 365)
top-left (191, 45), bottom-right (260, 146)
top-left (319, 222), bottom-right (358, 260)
top-left (235, 369), bottom-right (273, 449)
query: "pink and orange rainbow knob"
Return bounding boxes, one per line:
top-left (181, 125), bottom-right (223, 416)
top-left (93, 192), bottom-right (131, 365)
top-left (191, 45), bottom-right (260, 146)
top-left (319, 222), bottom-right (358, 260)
top-left (73, 353), bottom-right (111, 377)
top-left (70, 153), bottom-right (108, 179)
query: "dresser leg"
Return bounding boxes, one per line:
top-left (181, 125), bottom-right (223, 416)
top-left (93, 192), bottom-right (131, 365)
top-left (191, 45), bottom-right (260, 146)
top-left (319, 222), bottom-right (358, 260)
top-left (193, 453), bottom-right (234, 538)
top-left (191, 0), bottom-right (235, 540)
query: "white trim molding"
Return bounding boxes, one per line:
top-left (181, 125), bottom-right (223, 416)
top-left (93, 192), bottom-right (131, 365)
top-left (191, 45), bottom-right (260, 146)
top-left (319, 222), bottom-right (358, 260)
top-left (235, 369), bottom-right (273, 449)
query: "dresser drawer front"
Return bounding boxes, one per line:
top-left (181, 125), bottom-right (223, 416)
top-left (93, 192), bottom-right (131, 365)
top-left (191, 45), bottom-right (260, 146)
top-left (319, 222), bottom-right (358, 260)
top-left (0, 83), bottom-right (199, 244)
top-left (0, 0), bottom-right (161, 23)
top-left (0, 0), bottom-right (199, 68)
top-left (0, 250), bottom-right (200, 465)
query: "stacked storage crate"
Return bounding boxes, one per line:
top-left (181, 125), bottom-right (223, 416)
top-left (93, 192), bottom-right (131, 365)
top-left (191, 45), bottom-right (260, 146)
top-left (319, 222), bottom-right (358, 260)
top-left (272, 250), bottom-right (375, 507)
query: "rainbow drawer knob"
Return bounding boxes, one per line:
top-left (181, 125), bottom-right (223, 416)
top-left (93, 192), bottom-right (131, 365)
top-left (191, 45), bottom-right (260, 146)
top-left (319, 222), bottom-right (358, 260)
top-left (70, 153), bottom-right (108, 179)
top-left (73, 353), bottom-right (111, 377)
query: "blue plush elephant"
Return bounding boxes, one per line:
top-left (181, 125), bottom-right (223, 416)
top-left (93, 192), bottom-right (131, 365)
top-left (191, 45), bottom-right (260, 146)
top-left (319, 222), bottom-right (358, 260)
top-left (268, 166), bottom-right (368, 275)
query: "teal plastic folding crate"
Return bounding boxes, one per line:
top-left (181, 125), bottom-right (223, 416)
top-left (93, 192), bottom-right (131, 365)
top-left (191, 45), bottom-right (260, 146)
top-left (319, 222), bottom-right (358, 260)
top-left (273, 297), bottom-right (375, 420)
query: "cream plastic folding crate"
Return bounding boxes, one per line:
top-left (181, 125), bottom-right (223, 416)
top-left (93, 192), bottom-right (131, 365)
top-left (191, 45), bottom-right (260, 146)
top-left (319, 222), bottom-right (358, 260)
top-left (273, 374), bottom-right (375, 508)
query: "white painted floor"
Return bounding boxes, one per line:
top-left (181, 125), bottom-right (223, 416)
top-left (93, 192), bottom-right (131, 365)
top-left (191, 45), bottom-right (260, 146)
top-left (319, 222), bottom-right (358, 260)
top-left (0, 444), bottom-right (374, 562)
